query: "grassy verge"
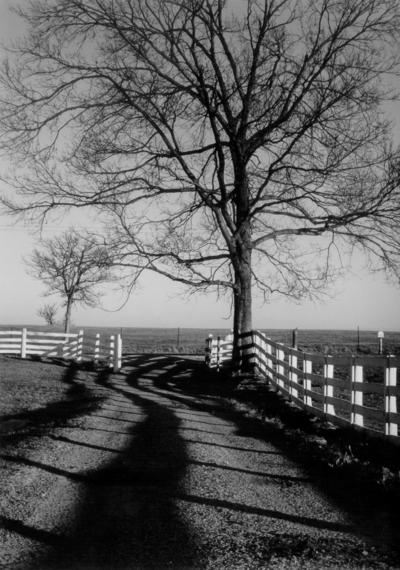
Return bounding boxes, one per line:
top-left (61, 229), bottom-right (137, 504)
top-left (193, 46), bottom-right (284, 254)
top-left (0, 355), bottom-right (107, 445)
top-left (222, 372), bottom-right (400, 499)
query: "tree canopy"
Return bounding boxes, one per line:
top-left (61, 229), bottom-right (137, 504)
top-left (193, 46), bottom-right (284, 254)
top-left (1, 0), bottom-right (400, 341)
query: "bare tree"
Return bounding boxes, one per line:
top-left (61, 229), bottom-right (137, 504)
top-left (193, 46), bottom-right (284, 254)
top-left (1, 0), bottom-right (400, 350)
top-left (37, 303), bottom-right (58, 326)
top-left (26, 230), bottom-right (115, 333)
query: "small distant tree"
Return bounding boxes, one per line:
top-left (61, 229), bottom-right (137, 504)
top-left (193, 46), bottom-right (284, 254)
top-left (37, 303), bottom-right (58, 326)
top-left (26, 229), bottom-right (115, 333)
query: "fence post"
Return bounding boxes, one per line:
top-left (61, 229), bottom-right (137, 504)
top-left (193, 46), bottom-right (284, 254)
top-left (265, 338), bottom-right (273, 381)
top-left (385, 356), bottom-right (398, 437)
top-left (114, 334), bottom-right (122, 372)
top-left (324, 355), bottom-right (335, 417)
top-left (289, 348), bottom-right (298, 400)
top-left (258, 332), bottom-right (267, 377)
top-left (351, 356), bottom-right (363, 427)
top-left (77, 330), bottom-right (84, 362)
top-left (252, 331), bottom-right (259, 372)
top-left (109, 335), bottom-right (115, 369)
top-left (216, 335), bottom-right (221, 372)
top-left (205, 334), bottom-right (213, 367)
top-left (119, 333), bottom-right (123, 370)
top-left (62, 339), bottom-right (69, 359)
top-left (292, 328), bottom-right (298, 349)
top-left (94, 333), bottom-right (100, 364)
top-left (276, 343), bottom-right (285, 389)
top-left (225, 332), bottom-right (234, 368)
top-left (21, 328), bottom-right (27, 359)
top-left (303, 354), bottom-right (312, 407)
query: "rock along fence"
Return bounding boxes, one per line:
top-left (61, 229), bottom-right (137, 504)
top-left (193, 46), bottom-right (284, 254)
top-left (205, 330), bottom-right (400, 445)
top-left (0, 329), bottom-right (122, 372)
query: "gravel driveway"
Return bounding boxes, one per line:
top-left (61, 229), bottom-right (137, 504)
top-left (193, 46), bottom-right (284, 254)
top-left (1, 355), bottom-right (399, 570)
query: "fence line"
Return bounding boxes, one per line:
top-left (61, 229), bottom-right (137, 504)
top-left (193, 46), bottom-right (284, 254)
top-left (0, 329), bottom-right (123, 372)
top-left (205, 330), bottom-right (400, 445)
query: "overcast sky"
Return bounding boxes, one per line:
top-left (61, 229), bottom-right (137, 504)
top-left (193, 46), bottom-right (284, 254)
top-left (0, 0), bottom-right (399, 332)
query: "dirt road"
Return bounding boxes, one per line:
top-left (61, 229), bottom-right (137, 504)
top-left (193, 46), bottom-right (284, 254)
top-left (1, 355), bottom-right (399, 569)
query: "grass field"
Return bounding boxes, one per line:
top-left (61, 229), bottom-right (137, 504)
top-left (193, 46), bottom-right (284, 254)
top-left (1, 325), bottom-right (399, 355)
top-left (0, 355), bottom-right (107, 441)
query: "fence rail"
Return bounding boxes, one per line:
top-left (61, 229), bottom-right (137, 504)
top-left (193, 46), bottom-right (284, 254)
top-left (0, 329), bottom-right (122, 372)
top-left (205, 330), bottom-right (400, 445)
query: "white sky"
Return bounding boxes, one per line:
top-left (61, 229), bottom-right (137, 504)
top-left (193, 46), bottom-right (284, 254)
top-left (0, 0), bottom-right (399, 332)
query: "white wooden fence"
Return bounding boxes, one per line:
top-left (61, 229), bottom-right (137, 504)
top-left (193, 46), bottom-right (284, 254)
top-left (0, 329), bottom-right (122, 372)
top-left (205, 333), bottom-right (234, 370)
top-left (206, 330), bottom-right (400, 445)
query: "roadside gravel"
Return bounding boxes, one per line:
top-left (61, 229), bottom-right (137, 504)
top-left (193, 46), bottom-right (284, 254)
top-left (1, 355), bottom-right (399, 570)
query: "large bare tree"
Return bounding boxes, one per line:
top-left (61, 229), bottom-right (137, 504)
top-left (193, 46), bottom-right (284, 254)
top-left (1, 0), bottom-right (400, 346)
top-left (26, 230), bottom-right (115, 333)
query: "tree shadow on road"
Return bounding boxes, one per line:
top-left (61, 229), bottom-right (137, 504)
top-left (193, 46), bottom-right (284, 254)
top-left (33, 356), bottom-right (203, 569)
top-left (3, 355), bottom-right (400, 569)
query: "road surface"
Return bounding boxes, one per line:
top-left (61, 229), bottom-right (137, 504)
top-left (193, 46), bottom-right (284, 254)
top-left (1, 355), bottom-right (399, 569)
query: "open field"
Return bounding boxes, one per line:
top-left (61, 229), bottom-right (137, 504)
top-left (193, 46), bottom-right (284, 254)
top-left (1, 325), bottom-right (400, 355)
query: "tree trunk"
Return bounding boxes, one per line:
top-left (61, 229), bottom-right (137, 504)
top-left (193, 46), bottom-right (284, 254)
top-left (64, 297), bottom-right (73, 334)
top-left (233, 263), bottom-right (252, 336)
top-left (232, 240), bottom-right (253, 372)
top-left (231, 169), bottom-right (253, 371)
